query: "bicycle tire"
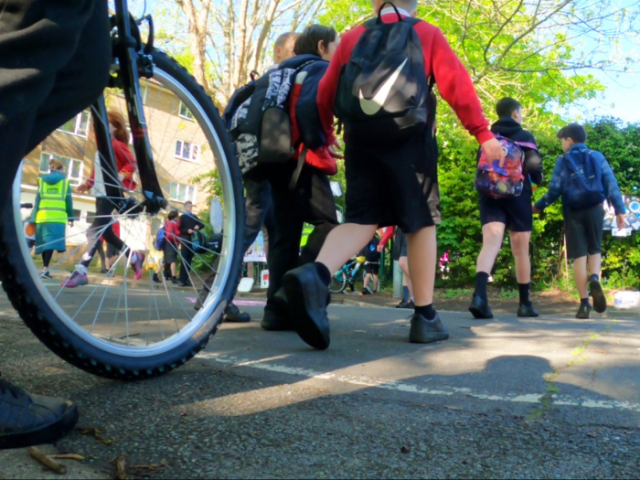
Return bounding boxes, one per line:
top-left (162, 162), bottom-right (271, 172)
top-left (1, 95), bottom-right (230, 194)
top-left (329, 271), bottom-right (348, 294)
top-left (0, 50), bottom-right (245, 380)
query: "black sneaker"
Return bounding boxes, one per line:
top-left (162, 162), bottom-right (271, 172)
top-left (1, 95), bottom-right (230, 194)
top-left (283, 264), bottom-right (330, 350)
top-left (396, 300), bottom-right (415, 309)
top-left (152, 273), bottom-right (161, 284)
top-left (0, 378), bottom-right (79, 450)
top-left (469, 294), bottom-right (493, 319)
top-left (362, 287), bottom-right (373, 295)
top-left (409, 313), bottom-right (450, 344)
top-left (224, 303), bottom-right (251, 323)
top-left (261, 288), bottom-right (293, 331)
top-left (178, 280), bottom-right (192, 288)
top-left (171, 277), bottom-right (178, 285)
top-left (576, 303), bottom-right (591, 319)
top-left (589, 277), bottom-right (607, 313)
top-left (517, 303), bottom-right (539, 318)
top-left (40, 271), bottom-right (53, 280)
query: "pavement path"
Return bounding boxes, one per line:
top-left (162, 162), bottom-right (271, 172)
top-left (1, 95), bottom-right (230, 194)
top-left (0, 292), bottom-right (639, 479)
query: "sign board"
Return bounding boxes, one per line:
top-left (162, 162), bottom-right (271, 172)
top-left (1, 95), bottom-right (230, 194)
top-left (604, 195), bottom-right (640, 233)
top-left (244, 230), bottom-right (267, 263)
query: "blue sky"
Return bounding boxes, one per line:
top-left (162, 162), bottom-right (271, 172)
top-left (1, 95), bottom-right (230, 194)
top-left (581, 72), bottom-right (640, 123)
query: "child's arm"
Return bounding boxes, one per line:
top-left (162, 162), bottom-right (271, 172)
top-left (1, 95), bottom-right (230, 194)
top-left (534, 157), bottom-right (563, 212)
top-left (378, 227), bottom-right (395, 251)
top-left (317, 39), bottom-right (350, 147)
top-left (599, 155), bottom-right (626, 215)
top-left (524, 149), bottom-right (543, 185)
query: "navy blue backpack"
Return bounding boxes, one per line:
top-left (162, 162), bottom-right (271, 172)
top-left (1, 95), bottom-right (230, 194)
top-left (562, 149), bottom-right (606, 210)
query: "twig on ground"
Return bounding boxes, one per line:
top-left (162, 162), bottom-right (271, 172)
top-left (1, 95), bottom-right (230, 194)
top-left (29, 447), bottom-right (67, 474)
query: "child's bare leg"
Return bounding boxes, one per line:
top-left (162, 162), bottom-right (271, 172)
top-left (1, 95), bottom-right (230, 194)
top-left (588, 253), bottom-right (602, 278)
top-left (316, 224), bottom-right (379, 274)
top-left (406, 226), bottom-right (437, 307)
top-left (373, 274), bottom-right (379, 291)
top-left (363, 273), bottom-right (371, 289)
top-left (399, 256), bottom-right (414, 298)
top-left (573, 256), bottom-right (589, 299)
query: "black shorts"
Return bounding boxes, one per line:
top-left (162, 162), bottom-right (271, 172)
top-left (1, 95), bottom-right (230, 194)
top-left (565, 204), bottom-right (604, 260)
top-left (479, 193), bottom-right (533, 232)
top-left (164, 242), bottom-right (179, 264)
top-left (344, 129), bottom-right (440, 233)
top-left (392, 229), bottom-right (408, 261)
top-left (365, 263), bottom-right (379, 275)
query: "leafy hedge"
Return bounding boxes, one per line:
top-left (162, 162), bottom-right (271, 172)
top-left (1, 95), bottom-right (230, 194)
top-left (437, 118), bottom-right (640, 290)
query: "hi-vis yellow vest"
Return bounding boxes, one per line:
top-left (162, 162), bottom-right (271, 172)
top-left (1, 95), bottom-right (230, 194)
top-left (300, 224), bottom-right (314, 248)
top-left (35, 178), bottom-right (69, 224)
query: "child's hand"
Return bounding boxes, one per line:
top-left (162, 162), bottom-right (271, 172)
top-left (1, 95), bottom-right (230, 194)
top-left (376, 244), bottom-right (384, 253)
top-left (481, 138), bottom-right (505, 167)
top-left (328, 138), bottom-right (344, 159)
top-left (616, 214), bottom-right (626, 230)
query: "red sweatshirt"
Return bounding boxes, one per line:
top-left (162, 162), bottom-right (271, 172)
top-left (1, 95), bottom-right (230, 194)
top-left (164, 219), bottom-right (180, 246)
top-left (317, 13), bottom-right (494, 147)
top-left (87, 139), bottom-right (137, 191)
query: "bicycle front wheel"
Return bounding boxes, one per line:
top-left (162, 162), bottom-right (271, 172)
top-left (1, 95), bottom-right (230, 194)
top-left (0, 50), bottom-right (244, 379)
top-left (329, 271), bottom-right (348, 294)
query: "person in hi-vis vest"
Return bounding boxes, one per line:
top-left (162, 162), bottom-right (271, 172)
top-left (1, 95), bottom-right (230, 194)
top-left (30, 159), bottom-right (74, 279)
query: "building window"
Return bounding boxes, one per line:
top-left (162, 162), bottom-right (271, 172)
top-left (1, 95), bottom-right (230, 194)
top-left (86, 211), bottom-right (96, 223)
top-left (175, 140), bottom-right (199, 162)
top-left (179, 101), bottom-right (195, 120)
top-left (72, 210), bottom-right (82, 222)
top-left (169, 182), bottom-right (197, 203)
top-left (57, 111), bottom-right (91, 137)
top-left (39, 153), bottom-right (85, 187)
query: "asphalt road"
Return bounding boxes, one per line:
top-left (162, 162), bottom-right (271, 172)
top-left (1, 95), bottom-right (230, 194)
top-left (0, 289), bottom-right (639, 479)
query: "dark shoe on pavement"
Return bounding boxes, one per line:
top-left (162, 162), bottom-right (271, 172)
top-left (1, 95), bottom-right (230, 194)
top-left (409, 313), bottom-right (450, 344)
top-left (517, 303), bottom-right (539, 318)
top-left (576, 303), bottom-right (591, 319)
top-left (362, 287), bottom-right (373, 295)
top-left (177, 280), bottom-right (192, 288)
top-left (224, 303), bottom-right (251, 323)
top-left (0, 378), bottom-right (79, 450)
top-left (171, 276), bottom-right (178, 285)
top-left (283, 264), bottom-right (330, 350)
top-left (469, 294), bottom-right (494, 319)
top-left (395, 300), bottom-right (415, 309)
top-left (152, 273), bottom-right (161, 284)
top-left (589, 277), bottom-right (607, 313)
top-left (261, 288), bottom-right (293, 331)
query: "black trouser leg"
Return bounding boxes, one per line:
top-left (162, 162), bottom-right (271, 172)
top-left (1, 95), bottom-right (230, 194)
top-left (267, 187), bottom-right (304, 306)
top-left (0, 0), bottom-right (110, 213)
top-left (42, 250), bottom-right (54, 268)
top-left (179, 242), bottom-right (195, 284)
top-left (243, 179), bottom-right (275, 252)
top-left (266, 163), bottom-right (339, 306)
top-left (94, 239), bottom-right (106, 267)
top-left (298, 165), bottom-right (339, 265)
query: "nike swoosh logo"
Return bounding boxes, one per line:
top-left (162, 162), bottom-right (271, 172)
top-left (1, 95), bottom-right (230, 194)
top-left (359, 58), bottom-right (408, 116)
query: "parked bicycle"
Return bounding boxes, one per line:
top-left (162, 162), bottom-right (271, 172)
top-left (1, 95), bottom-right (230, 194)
top-left (0, 0), bottom-right (245, 380)
top-left (329, 256), bottom-right (367, 294)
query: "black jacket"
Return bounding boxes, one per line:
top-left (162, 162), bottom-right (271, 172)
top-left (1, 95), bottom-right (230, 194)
top-left (179, 212), bottom-right (205, 240)
top-left (491, 118), bottom-right (543, 194)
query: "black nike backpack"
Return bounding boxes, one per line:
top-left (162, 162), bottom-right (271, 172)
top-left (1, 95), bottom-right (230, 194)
top-left (335, 3), bottom-right (432, 144)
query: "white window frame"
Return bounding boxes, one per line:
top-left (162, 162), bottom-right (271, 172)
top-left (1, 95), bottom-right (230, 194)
top-left (39, 152), bottom-right (85, 187)
top-left (57, 110), bottom-right (91, 137)
top-left (169, 182), bottom-right (197, 204)
top-left (179, 101), bottom-right (195, 121)
top-left (175, 139), bottom-right (200, 162)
